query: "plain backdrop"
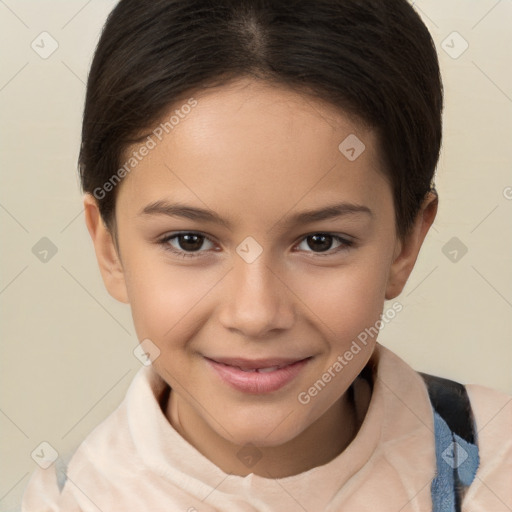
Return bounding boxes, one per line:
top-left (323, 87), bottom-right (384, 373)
top-left (1, 1), bottom-right (511, 510)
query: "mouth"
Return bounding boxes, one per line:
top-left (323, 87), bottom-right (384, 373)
top-left (204, 356), bottom-right (313, 394)
top-left (205, 356), bottom-right (311, 370)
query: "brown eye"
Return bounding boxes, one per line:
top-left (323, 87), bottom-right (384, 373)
top-left (306, 234), bottom-right (334, 252)
top-left (159, 232), bottom-right (215, 258)
top-left (296, 233), bottom-right (354, 255)
top-left (174, 234), bottom-right (204, 252)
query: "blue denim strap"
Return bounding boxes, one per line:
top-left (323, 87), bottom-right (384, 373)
top-left (431, 411), bottom-right (479, 511)
top-left (420, 373), bottom-right (480, 512)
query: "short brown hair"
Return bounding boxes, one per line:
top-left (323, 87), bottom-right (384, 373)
top-left (79, 0), bottom-right (443, 241)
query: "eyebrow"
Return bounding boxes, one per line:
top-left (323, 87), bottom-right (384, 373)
top-left (139, 200), bottom-right (373, 230)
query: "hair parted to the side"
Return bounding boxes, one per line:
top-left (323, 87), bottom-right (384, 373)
top-left (79, 0), bottom-right (443, 241)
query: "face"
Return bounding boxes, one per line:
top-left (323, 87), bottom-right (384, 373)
top-left (85, 77), bottom-right (435, 450)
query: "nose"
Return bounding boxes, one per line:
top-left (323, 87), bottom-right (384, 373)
top-left (218, 256), bottom-right (296, 338)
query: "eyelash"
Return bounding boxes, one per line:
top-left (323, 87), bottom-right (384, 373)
top-left (157, 231), bottom-right (355, 259)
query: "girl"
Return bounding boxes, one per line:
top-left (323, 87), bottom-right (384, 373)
top-left (22, 1), bottom-right (511, 510)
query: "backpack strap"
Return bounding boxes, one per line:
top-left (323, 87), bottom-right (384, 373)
top-left (420, 373), bottom-right (480, 512)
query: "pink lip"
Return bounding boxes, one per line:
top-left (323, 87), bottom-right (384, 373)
top-left (205, 357), bottom-right (312, 394)
top-left (207, 356), bottom-right (309, 370)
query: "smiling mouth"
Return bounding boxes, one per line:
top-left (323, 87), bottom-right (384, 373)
top-left (205, 356), bottom-right (312, 371)
top-left (204, 356), bottom-right (314, 394)
top-left (214, 361), bottom-right (304, 373)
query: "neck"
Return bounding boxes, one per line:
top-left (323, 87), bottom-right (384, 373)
top-left (165, 381), bottom-right (368, 479)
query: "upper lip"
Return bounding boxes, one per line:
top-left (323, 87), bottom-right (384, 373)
top-left (206, 356), bottom-right (311, 370)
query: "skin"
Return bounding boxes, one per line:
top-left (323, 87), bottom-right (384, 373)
top-left (84, 77), bottom-right (437, 478)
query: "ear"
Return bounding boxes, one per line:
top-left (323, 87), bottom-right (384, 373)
top-left (385, 190), bottom-right (438, 300)
top-left (83, 193), bottom-right (129, 304)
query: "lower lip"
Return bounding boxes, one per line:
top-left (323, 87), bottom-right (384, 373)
top-left (206, 357), bottom-right (312, 394)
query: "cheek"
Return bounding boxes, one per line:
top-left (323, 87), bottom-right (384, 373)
top-left (125, 252), bottom-right (229, 352)
top-left (293, 258), bottom-right (390, 344)
top-left (124, 251), bottom-right (201, 340)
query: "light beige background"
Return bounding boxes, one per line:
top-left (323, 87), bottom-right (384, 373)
top-left (1, 1), bottom-right (511, 510)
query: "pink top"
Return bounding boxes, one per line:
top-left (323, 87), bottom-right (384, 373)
top-left (21, 343), bottom-right (512, 511)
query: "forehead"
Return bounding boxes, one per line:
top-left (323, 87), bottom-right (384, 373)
top-left (115, 78), bottom-right (390, 226)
